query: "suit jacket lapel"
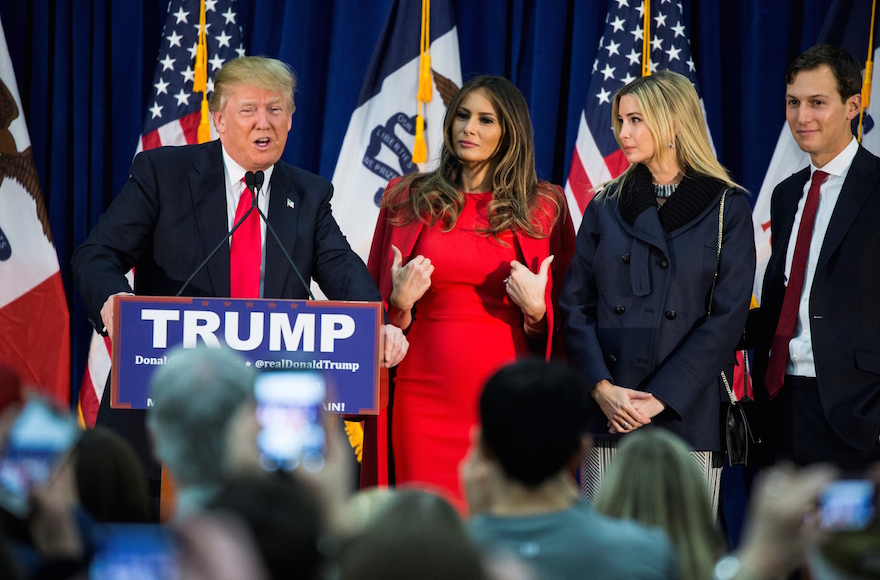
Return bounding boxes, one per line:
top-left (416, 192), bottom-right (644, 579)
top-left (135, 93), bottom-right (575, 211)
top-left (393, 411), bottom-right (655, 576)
top-left (767, 168), bottom-right (809, 285)
top-left (817, 146), bottom-right (880, 273)
top-left (264, 162), bottom-right (301, 299)
top-left (191, 141), bottom-right (230, 297)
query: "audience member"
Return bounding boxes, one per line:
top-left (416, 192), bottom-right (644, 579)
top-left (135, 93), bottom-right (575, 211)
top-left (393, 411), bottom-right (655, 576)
top-left (74, 427), bottom-right (150, 523)
top-left (0, 383), bottom-right (95, 578)
top-left (146, 346), bottom-right (258, 519)
top-left (809, 527), bottom-right (880, 579)
top-left (207, 473), bottom-right (324, 580)
top-left (712, 463), bottom-right (835, 579)
top-left (345, 487), bottom-right (396, 533)
top-left (464, 359), bottom-right (679, 580)
top-left (594, 429), bottom-right (725, 580)
top-left (177, 511), bottom-right (271, 580)
top-left (339, 489), bottom-right (486, 580)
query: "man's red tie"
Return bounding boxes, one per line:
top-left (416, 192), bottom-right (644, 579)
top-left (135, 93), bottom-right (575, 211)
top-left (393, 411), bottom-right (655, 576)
top-left (765, 169), bottom-right (828, 398)
top-left (230, 183), bottom-right (261, 298)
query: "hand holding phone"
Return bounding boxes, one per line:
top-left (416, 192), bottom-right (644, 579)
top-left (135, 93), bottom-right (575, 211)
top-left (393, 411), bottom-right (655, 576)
top-left (0, 398), bottom-right (81, 517)
top-left (254, 370), bottom-right (327, 473)
top-left (819, 479), bottom-right (877, 532)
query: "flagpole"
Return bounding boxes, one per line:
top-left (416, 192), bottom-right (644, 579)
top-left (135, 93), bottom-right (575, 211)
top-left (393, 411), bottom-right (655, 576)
top-left (642, 0), bottom-right (651, 76)
top-left (858, 0), bottom-right (877, 142)
top-left (413, 0), bottom-right (432, 163)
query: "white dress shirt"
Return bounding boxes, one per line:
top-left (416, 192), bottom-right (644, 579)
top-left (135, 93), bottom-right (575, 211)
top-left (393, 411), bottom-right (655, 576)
top-left (221, 146), bottom-right (274, 298)
top-left (783, 137), bottom-right (858, 376)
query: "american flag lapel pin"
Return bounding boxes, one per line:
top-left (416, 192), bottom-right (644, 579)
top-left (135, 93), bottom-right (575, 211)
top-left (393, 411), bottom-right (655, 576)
top-left (287, 198), bottom-right (295, 209)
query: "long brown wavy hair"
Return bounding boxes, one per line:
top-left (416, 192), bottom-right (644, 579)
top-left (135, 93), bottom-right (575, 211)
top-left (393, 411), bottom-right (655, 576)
top-left (385, 75), bottom-right (562, 239)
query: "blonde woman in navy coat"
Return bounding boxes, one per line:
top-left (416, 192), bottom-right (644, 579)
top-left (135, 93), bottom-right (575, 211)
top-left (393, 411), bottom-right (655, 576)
top-left (560, 71), bottom-right (755, 511)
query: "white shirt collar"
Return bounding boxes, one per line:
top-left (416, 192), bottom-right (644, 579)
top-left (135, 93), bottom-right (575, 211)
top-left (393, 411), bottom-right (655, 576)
top-left (220, 145), bottom-right (275, 194)
top-left (810, 137), bottom-right (858, 177)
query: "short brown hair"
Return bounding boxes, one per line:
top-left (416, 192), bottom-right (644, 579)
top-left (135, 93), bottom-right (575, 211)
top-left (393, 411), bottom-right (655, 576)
top-left (787, 44), bottom-right (862, 102)
top-left (210, 56), bottom-right (296, 113)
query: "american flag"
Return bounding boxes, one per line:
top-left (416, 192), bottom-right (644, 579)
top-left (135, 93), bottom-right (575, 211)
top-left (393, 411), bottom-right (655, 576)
top-left (78, 0), bottom-right (245, 427)
top-left (564, 0), bottom-right (707, 231)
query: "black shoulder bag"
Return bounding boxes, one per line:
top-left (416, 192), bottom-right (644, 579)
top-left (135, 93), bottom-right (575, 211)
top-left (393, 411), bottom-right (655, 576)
top-left (708, 190), bottom-right (761, 466)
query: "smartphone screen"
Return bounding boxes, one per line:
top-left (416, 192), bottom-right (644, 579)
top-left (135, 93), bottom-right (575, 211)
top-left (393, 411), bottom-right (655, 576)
top-left (819, 479), bottom-right (876, 531)
top-left (90, 524), bottom-right (178, 579)
top-left (0, 398), bottom-right (81, 517)
top-left (254, 370), bottom-right (327, 473)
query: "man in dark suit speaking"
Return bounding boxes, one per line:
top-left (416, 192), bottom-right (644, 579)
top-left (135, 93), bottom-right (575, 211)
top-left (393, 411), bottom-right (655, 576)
top-left (755, 45), bottom-right (880, 468)
top-left (72, 56), bottom-right (407, 489)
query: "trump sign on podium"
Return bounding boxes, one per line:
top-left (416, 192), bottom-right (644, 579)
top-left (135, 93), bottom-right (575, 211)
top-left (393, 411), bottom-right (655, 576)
top-left (110, 297), bottom-right (385, 414)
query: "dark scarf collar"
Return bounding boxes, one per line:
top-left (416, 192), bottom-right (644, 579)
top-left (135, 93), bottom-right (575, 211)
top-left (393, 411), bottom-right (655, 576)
top-left (618, 163), bottom-right (726, 232)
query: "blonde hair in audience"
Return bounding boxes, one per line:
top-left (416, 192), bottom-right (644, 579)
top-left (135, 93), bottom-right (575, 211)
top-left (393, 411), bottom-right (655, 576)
top-left (594, 429), bottom-right (725, 580)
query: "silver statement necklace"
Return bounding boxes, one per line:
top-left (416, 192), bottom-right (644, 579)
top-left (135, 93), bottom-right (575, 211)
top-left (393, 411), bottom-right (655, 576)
top-left (653, 183), bottom-right (679, 198)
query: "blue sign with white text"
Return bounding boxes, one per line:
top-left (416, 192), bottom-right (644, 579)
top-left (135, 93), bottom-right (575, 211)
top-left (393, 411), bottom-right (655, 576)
top-left (110, 297), bottom-right (383, 413)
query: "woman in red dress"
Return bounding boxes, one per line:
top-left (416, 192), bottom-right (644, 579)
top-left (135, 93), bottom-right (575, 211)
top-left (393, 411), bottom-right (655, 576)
top-left (366, 76), bottom-right (575, 507)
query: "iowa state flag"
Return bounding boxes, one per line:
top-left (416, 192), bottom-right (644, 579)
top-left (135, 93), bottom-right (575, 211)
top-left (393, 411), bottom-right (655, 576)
top-left (564, 0), bottom-right (712, 231)
top-left (0, 16), bottom-right (70, 403)
top-left (329, 0), bottom-right (462, 265)
top-left (753, 0), bottom-right (880, 301)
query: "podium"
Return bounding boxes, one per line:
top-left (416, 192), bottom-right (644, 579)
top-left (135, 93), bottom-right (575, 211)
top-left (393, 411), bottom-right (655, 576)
top-left (111, 296), bottom-right (389, 520)
top-left (111, 296), bottom-right (387, 414)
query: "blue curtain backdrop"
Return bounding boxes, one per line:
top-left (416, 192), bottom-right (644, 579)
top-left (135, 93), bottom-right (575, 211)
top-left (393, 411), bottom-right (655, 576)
top-left (0, 0), bottom-right (835, 398)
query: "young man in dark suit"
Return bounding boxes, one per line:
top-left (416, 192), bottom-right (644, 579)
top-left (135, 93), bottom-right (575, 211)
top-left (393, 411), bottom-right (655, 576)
top-left (72, 57), bottom-right (407, 501)
top-left (754, 44), bottom-right (880, 468)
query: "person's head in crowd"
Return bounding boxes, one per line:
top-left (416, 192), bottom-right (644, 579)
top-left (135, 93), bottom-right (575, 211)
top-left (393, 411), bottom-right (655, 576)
top-left (74, 427), bottom-right (149, 523)
top-left (346, 487), bottom-right (397, 533)
top-left (609, 70), bottom-right (740, 191)
top-left (177, 511), bottom-right (271, 580)
top-left (385, 75), bottom-right (562, 239)
top-left (146, 347), bottom-right (256, 508)
top-left (476, 358), bottom-right (589, 492)
top-left (724, 464), bottom-right (835, 579)
top-left (210, 56), bottom-right (296, 173)
top-left (208, 473), bottom-right (323, 580)
top-left (785, 44), bottom-right (861, 167)
top-left (338, 489), bottom-right (486, 580)
top-left (594, 429), bottom-right (724, 580)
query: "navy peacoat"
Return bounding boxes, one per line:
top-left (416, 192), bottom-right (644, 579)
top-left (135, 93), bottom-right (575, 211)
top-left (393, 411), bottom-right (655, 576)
top-left (561, 171), bottom-right (756, 451)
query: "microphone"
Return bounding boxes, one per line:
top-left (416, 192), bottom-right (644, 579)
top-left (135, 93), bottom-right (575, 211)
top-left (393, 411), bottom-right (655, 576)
top-left (248, 169), bottom-right (315, 300)
top-left (244, 170), bottom-right (263, 204)
top-left (176, 169), bottom-right (315, 300)
top-left (175, 176), bottom-right (259, 297)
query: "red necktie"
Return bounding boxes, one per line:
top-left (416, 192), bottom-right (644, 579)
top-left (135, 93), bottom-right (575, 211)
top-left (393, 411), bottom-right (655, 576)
top-left (230, 182), bottom-right (261, 298)
top-left (765, 169), bottom-right (828, 398)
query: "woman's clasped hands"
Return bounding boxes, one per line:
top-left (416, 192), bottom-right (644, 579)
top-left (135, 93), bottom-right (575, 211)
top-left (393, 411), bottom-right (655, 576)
top-left (592, 379), bottom-right (665, 434)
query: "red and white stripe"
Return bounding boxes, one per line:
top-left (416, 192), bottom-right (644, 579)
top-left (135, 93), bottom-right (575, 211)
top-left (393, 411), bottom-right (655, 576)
top-left (564, 112), bottom-right (629, 230)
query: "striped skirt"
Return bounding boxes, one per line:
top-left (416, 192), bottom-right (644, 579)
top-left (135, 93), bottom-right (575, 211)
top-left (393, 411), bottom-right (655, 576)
top-left (581, 439), bottom-right (723, 517)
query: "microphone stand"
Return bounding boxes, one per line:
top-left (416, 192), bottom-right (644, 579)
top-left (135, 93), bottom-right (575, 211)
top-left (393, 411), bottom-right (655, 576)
top-left (248, 170), bottom-right (315, 300)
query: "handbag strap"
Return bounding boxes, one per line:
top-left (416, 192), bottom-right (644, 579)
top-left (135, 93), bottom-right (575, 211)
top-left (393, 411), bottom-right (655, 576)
top-left (706, 189), bottom-right (727, 317)
top-left (705, 189), bottom-right (737, 406)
